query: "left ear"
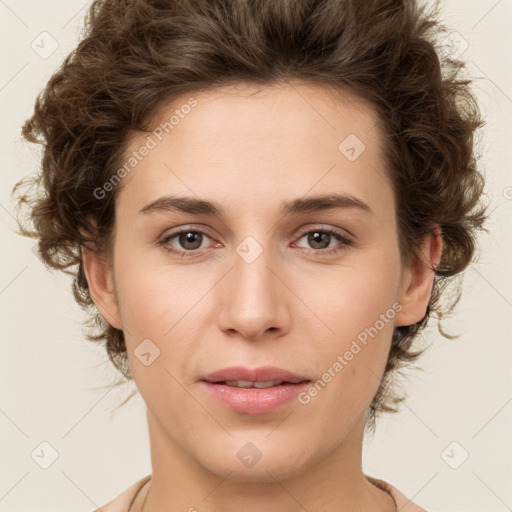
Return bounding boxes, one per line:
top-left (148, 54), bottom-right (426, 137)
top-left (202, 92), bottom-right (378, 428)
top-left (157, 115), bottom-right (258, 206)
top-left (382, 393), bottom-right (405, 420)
top-left (394, 225), bottom-right (443, 327)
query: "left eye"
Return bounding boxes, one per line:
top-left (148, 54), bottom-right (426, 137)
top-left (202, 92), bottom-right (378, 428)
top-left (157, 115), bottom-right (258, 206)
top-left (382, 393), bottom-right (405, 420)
top-left (295, 229), bottom-right (350, 252)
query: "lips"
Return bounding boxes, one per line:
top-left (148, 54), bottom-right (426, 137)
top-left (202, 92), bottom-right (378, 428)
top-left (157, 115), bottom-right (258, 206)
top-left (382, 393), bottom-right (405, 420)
top-left (199, 366), bottom-right (311, 414)
top-left (200, 365), bottom-right (310, 385)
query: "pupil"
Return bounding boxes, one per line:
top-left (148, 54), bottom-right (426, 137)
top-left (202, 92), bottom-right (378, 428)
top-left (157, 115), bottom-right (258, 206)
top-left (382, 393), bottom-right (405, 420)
top-left (180, 232), bottom-right (201, 250)
top-left (309, 231), bottom-right (329, 249)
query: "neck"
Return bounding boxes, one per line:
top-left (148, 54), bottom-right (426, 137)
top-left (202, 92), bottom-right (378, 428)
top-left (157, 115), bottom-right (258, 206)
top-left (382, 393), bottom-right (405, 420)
top-left (139, 408), bottom-right (396, 512)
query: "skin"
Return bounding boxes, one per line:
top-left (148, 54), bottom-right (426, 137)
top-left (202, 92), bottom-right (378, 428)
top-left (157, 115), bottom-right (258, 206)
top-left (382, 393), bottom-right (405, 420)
top-left (83, 81), bottom-right (442, 512)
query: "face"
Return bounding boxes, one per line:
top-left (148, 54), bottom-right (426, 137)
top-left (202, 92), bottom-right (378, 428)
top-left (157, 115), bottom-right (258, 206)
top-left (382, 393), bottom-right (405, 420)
top-left (86, 81), bottom-right (435, 483)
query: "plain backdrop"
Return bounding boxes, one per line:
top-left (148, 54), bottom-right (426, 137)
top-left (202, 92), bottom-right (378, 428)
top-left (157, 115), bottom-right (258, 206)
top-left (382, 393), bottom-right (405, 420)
top-left (0, 1), bottom-right (511, 511)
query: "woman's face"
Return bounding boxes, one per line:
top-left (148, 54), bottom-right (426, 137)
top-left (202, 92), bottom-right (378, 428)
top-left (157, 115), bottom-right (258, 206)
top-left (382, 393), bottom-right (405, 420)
top-left (87, 82), bottom-right (433, 482)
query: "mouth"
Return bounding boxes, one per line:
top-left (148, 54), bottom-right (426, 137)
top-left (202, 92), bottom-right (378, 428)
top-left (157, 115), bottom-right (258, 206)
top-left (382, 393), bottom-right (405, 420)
top-left (199, 366), bottom-right (311, 414)
top-left (210, 379), bottom-right (308, 388)
top-left (200, 365), bottom-right (309, 384)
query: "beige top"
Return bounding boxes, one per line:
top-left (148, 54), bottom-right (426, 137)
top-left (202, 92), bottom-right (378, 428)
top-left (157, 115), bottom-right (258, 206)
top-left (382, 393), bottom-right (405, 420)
top-left (92, 473), bottom-right (429, 512)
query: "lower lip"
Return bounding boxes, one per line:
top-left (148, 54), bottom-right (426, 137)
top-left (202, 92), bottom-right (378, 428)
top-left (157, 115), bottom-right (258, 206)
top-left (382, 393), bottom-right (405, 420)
top-left (200, 381), bottom-right (310, 414)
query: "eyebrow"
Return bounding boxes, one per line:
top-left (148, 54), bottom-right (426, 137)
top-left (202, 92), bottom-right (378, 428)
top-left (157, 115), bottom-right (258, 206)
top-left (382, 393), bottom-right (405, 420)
top-left (138, 193), bottom-right (374, 218)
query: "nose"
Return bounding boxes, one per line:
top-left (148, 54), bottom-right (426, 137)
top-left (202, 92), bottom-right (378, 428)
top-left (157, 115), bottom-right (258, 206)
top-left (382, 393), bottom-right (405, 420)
top-left (216, 241), bottom-right (290, 342)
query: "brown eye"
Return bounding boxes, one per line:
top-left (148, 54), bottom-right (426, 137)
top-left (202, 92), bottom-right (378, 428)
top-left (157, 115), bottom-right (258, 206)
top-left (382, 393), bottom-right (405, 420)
top-left (295, 227), bottom-right (353, 255)
top-left (176, 231), bottom-right (204, 250)
top-left (159, 229), bottom-right (215, 257)
top-left (306, 231), bottom-right (332, 250)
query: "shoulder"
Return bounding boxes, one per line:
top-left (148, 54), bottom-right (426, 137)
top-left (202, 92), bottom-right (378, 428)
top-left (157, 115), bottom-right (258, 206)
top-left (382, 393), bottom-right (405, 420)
top-left (366, 474), bottom-right (430, 512)
top-left (90, 474), bottom-right (151, 512)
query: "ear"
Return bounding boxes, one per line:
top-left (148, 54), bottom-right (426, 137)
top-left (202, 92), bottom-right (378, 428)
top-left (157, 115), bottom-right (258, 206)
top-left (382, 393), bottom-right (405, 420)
top-left (81, 244), bottom-right (123, 330)
top-left (394, 226), bottom-right (443, 327)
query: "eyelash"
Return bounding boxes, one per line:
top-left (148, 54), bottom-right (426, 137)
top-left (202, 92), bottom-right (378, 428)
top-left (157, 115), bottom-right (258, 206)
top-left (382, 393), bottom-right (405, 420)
top-left (158, 226), bottom-right (353, 258)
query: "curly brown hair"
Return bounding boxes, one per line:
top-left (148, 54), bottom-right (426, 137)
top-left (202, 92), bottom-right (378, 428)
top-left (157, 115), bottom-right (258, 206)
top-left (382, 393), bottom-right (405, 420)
top-left (12, 0), bottom-right (489, 434)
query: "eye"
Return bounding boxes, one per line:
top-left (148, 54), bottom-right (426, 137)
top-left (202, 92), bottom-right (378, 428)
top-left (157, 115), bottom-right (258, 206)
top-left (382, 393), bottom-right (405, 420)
top-left (293, 227), bottom-right (353, 255)
top-left (158, 228), bottom-right (219, 257)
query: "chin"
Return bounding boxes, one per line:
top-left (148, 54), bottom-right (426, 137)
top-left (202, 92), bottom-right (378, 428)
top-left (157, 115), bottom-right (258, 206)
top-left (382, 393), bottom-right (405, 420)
top-left (194, 435), bottom-right (315, 484)
top-left (204, 457), bottom-right (309, 484)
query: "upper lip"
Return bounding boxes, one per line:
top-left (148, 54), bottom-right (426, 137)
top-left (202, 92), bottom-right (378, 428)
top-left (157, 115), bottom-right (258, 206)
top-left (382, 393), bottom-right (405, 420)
top-left (200, 366), bottom-right (310, 384)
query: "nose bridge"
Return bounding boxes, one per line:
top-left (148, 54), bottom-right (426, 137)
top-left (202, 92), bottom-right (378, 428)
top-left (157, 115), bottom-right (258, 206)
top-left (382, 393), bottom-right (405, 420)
top-left (217, 233), bottom-right (286, 339)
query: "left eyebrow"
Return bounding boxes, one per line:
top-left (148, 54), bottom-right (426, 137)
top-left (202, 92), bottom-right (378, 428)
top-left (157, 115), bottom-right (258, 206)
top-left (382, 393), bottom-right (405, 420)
top-left (138, 193), bottom-right (375, 218)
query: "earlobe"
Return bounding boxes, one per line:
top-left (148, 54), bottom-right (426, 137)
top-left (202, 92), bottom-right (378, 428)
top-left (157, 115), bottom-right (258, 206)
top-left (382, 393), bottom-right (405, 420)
top-left (394, 226), bottom-right (443, 327)
top-left (81, 244), bottom-right (123, 330)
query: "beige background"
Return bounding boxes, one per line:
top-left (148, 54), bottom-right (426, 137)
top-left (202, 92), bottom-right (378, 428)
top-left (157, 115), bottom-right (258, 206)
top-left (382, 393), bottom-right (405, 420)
top-left (1, 1), bottom-right (511, 510)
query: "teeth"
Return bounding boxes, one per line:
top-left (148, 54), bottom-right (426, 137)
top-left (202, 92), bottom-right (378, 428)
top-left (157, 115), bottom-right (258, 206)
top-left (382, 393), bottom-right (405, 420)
top-left (224, 380), bottom-right (284, 388)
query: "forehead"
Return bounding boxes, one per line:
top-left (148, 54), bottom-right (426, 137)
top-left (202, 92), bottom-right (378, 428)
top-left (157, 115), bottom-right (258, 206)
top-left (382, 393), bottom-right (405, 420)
top-left (148, 80), bottom-right (380, 148)
top-left (115, 81), bottom-right (392, 220)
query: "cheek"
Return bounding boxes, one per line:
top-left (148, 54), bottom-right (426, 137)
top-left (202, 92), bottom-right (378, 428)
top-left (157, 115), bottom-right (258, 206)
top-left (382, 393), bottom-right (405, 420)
top-left (113, 248), bottom-right (209, 336)
top-left (297, 274), bottom-right (399, 432)
top-left (297, 263), bottom-right (400, 409)
top-left (301, 260), bottom-right (400, 345)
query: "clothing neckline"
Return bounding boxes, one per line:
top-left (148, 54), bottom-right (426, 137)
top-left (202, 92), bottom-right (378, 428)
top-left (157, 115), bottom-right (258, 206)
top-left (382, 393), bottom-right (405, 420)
top-left (126, 475), bottom-right (397, 512)
top-left (127, 475), bottom-right (151, 511)
top-left (99, 473), bottom-right (427, 512)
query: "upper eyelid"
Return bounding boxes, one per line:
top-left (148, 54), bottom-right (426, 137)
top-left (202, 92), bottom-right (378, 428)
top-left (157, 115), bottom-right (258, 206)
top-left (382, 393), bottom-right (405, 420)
top-left (161, 225), bottom-right (216, 241)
